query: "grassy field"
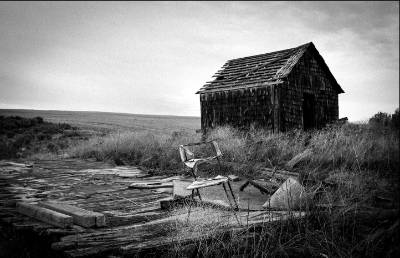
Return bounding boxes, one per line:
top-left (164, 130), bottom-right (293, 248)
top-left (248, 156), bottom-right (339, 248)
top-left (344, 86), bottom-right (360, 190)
top-left (0, 109), bottom-right (200, 134)
top-left (1, 109), bottom-right (398, 257)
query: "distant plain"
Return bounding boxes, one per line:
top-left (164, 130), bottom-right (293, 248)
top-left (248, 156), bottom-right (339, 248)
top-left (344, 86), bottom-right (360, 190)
top-left (0, 109), bottom-right (200, 133)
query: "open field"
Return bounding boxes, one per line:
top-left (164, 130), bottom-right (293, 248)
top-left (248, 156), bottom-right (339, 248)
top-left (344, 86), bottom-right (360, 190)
top-left (0, 109), bottom-right (200, 134)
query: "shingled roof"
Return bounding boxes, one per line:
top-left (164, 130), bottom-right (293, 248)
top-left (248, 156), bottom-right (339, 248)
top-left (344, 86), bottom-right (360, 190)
top-left (197, 42), bottom-right (344, 94)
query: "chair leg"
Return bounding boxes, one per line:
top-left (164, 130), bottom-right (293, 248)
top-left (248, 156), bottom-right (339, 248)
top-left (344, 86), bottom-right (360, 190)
top-left (222, 183), bottom-right (241, 225)
top-left (222, 182), bottom-right (233, 207)
top-left (227, 181), bottom-right (239, 211)
top-left (216, 157), bottom-right (222, 171)
top-left (196, 189), bottom-right (202, 201)
top-left (186, 190), bottom-right (195, 223)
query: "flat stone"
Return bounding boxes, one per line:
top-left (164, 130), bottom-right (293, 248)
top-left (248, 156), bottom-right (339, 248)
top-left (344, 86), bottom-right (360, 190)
top-left (173, 179), bottom-right (193, 198)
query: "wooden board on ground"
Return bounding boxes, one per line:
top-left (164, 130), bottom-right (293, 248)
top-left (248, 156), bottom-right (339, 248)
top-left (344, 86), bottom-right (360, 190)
top-left (186, 178), bottom-right (228, 190)
top-left (17, 202), bottom-right (73, 228)
top-left (285, 149), bottom-right (312, 169)
top-left (129, 182), bottom-right (173, 189)
top-left (38, 201), bottom-right (106, 227)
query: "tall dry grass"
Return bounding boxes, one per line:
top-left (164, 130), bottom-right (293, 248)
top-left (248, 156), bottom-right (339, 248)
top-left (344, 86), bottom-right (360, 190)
top-left (208, 123), bottom-right (398, 174)
top-left (68, 130), bottom-right (202, 172)
top-left (164, 172), bottom-right (398, 258)
top-left (166, 194), bottom-right (398, 257)
top-left (67, 122), bottom-right (399, 257)
top-left (68, 123), bottom-right (399, 176)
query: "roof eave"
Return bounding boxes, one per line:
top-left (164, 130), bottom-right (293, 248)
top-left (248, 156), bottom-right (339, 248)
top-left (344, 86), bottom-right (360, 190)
top-left (196, 80), bottom-right (284, 94)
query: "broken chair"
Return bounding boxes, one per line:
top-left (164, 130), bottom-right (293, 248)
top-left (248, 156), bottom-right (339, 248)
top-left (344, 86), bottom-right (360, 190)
top-left (178, 141), bottom-right (239, 214)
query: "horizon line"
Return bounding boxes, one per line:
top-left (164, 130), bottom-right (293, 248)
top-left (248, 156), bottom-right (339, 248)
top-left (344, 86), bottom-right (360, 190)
top-left (0, 108), bottom-right (201, 119)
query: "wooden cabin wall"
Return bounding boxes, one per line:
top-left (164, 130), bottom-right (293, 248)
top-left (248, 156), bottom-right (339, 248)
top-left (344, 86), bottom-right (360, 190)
top-left (200, 86), bottom-right (276, 132)
top-left (280, 50), bottom-right (339, 131)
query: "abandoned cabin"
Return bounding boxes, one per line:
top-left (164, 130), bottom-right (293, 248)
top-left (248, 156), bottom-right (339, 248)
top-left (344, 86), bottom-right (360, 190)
top-left (197, 42), bottom-right (344, 132)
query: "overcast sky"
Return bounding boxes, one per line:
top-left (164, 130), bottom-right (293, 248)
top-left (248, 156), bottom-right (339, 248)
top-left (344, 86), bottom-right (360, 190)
top-left (0, 1), bottom-right (398, 121)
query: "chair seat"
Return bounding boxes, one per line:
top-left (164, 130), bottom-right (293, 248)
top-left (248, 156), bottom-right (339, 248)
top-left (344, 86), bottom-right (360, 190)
top-left (183, 156), bottom-right (218, 168)
top-left (184, 159), bottom-right (205, 168)
top-left (186, 176), bottom-right (228, 190)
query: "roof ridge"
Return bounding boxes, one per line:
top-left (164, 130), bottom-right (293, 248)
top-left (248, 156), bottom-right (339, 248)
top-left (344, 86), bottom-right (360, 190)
top-left (273, 43), bottom-right (311, 79)
top-left (226, 42), bottom-right (312, 63)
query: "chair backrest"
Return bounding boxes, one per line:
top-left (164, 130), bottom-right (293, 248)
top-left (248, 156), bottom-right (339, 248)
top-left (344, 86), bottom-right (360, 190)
top-left (178, 140), bottom-right (222, 163)
top-left (211, 141), bottom-right (222, 157)
top-left (178, 145), bottom-right (194, 162)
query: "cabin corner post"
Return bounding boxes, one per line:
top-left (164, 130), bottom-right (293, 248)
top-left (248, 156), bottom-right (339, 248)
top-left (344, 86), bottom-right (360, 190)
top-left (272, 84), bottom-right (281, 132)
top-left (200, 93), bottom-right (206, 134)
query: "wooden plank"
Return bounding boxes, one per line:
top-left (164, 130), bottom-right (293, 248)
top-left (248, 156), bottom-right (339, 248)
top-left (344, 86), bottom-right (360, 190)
top-left (128, 182), bottom-right (173, 189)
top-left (103, 210), bottom-right (164, 227)
top-left (38, 201), bottom-right (106, 227)
top-left (16, 202), bottom-right (73, 228)
top-left (0, 161), bottom-right (33, 167)
top-left (186, 178), bottom-right (228, 190)
top-left (285, 149), bottom-right (313, 169)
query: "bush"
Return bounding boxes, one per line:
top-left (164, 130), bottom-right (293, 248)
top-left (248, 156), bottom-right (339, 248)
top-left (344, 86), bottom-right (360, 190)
top-left (368, 108), bottom-right (400, 130)
top-left (369, 112), bottom-right (392, 127)
top-left (0, 115), bottom-right (82, 159)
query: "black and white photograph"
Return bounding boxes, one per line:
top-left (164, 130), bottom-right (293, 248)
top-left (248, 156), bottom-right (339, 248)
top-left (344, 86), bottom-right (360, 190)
top-left (0, 1), bottom-right (399, 257)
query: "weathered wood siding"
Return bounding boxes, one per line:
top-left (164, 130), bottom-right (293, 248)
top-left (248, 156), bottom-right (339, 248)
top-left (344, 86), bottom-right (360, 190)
top-left (200, 86), bottom-right (277, 132)
top-left (280, 49), bottom-right (339, 131)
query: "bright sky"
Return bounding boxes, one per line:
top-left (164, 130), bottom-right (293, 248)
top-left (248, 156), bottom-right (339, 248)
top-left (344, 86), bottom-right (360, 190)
top-left (0, 1), bottom-right (398, 121)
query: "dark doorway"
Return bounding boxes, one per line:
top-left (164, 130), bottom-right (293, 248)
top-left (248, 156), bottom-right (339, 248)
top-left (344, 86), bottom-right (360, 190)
top-left (303, 93), bottom-right (315, 130)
